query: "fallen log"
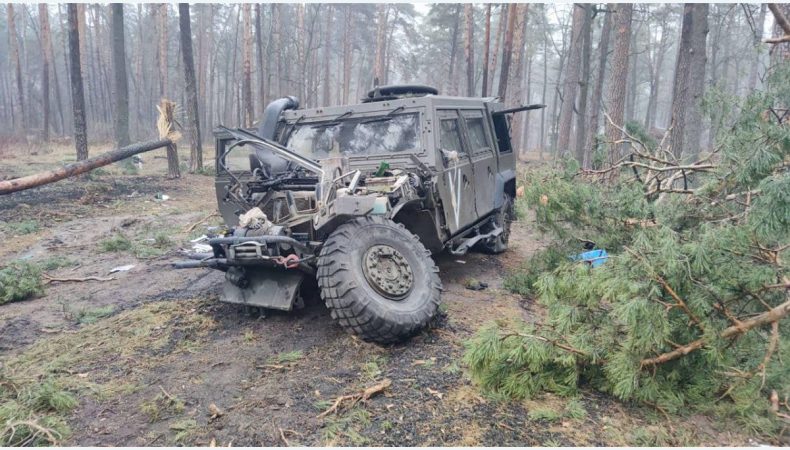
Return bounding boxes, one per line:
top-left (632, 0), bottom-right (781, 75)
top-left (0, 139), bottom-right (172, 195)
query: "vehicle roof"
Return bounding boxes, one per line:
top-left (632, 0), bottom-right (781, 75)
top-left (281, 94), bottom-right (502, 121)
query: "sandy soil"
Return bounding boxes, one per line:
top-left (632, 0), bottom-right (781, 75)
top-left (0, 143), bottom-right (760, 446)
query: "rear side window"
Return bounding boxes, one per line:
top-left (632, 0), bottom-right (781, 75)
top-left (465, 117), bottom-right (489, 152)
top-left (491, 114), bottom-right (513, 153)
top-left (439, 119), bottom-right (464, 154)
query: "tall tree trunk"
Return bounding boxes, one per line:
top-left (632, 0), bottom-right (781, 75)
top-left (447, 4), bottom-right (461, 95)
top-left (179, 3), bottom-right (203, 173)
top-left (584, 5), bottom-right (613, 166)
top-left (481, 4), bottom-right (491, 97)
top-left (497, 4), bottom-right (517, 99)
top-left (322, 5), bottom-right (333, 105)
top-left (540, 5), bottom-right (549, 158)
top-left (373, 4), bottom-right (388, 87)
top-left (7, 4), bottom-right (25, 135)
top-left (556, 4), bottom-right (585, 157)
top-left (111, 4), bottom-right (131, 147)
top-left (254, 4), bottom-right (265, 114)
top-left (669, 4), bottom-right (709, 160)
top-left (242, 4), bottom-right (254, 127)
top-left (342, 6), bottom-right (352, 103)
top-left (39, 4), bottom-right (52, 141)
top-left (574, 4), bottom-right (593, 165)
top-left (747, 4), bottom-right (766, 91)
top-left (157, 3), bottom-right (167, 98)
top-left (604, 3), bottom-right (633, 163)
top-left (489, 4), bottom-right (506, 96)
top-left (645, 19), bottom-right (668, 131)
top-left (67, 4), bottom-right (88, 161)
top-left (464, 4), bottom-right (475, 97)
top-left (508, 4), bottom-right (529, 156)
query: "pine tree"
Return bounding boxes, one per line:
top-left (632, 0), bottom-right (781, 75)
top-left (466, 65), bottom-right (790, 436)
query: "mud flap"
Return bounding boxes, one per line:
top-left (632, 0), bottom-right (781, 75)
top-left (221, 267), bottom-right (304, 311)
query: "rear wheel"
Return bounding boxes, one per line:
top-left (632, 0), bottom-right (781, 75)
top-left (317, 216), bottom-right (442, 344)
top-left (480, 193), bottom-right (514, 254)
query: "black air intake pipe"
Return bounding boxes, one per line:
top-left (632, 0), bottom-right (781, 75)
top-left (257, 96), bottom-right (299, 140)
top-left (253, 96), bottom-right (300, 175)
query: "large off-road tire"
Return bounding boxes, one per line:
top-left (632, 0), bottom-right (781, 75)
top-left (480, 193), bottom-right (515, 254)
top-left (317, 216), bottom-right (442, 344)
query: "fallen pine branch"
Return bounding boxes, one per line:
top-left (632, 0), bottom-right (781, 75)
top-left (0, 139), bottom-right (173, 195)
top-left (641, 298), bottom-right (790, 367)
top-left (183, 211), bottom-right (220, 233)
top-left (316, 378), bottom-right (392, 419)
top-left (43, 273), bottom-right (115, 283)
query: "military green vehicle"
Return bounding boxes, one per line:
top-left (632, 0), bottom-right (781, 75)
top-left (175, 85), bottom-right (542, 344)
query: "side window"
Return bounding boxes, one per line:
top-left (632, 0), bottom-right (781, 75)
top-left (439, 118), bottom-right (464, 154)
top-left (464, 115), bottom-right (491, 153)
top-left (491, 113), bottom-right (513, 153)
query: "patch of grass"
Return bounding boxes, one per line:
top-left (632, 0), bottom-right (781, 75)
top-left (0, 261), bottom-right (44, 304)
top-left (153, 232), bottom-right (173, 248)
top-left (443, 361), bottom-right (461, 375)
top-left (542, 438), bottom-right (561, 447)
top-left (563, 398), bottom-right (587, 420)
top-left (99, 234), bottom-right (133, 252)
top-left (169, 418), bottom-right (197, 443)
top-left (321, 407), bottom-right (371, 446)
top-left (243, 329), bottom-right (255, 343)
top-left (269, 350), bottom-right (303, 364)
top-left (87, 167), bottom-right (110, 180)
top-left (528, 407), bottom-right (562, 422)
top-left (626, 425), bottom-right (672, 446)
top-left (361, 355), bottom-right (387, 381)
top-left (37, 257), bottom-right (77, 271)
top-left (140, 391), bottom-right (185, 423)
top-left (0, 378), bottom-right (75, 445)
top-left (73, 305), bottom-right (116, 325)
top-left (194, 166), bottom-right (216, 176)
top-left (2, 220), bottom-right (39, 235)
top-left (118, 158), bottom-right (139, 175)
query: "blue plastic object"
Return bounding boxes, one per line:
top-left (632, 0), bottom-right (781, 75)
top-left (573, 249), bottom-right (608, 268)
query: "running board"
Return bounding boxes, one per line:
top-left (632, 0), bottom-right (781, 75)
top-left (448, 224), bottom-right (503, 255)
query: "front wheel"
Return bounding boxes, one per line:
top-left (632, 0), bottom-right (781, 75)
top-left (317, 216), bottom-right (442, 344)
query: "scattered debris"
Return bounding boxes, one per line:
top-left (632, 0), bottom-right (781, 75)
top-left (184, 212), bottom-right (220, 233)
top-left (316, 378), bottom-right (392, 419)
top-left (427, 387), bottom-right (443, 399)
top-left (192, 243), bottom-right (213, 253)
top-left (572, 249), bottom-right (608, 268)
top-left (109, 264), bottom-right (136, 273)
top-left (190, 235), bottom-right (209, 243)
top-left (464, 279), bottom-right (489, 291)
top-left (43, 273), bottom-right (114, 283)
top-left (455, 260), bottom-right (466, 264)
top-left (208, 403), bottom-right (224, 420)
top-left (154, 193), bottom-right (170, 201)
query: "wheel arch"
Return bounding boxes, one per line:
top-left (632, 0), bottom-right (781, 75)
top-left (495, 169), bottom-right (517, 210)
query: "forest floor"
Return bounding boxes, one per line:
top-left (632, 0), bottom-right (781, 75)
top-left (0, 142), bottom-right (767, 446)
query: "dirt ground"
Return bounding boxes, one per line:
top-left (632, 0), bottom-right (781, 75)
top-left (0, 143), bottom-right (763, 446)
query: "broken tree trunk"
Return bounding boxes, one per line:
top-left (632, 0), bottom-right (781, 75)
top-left (0, 139), bottom-right (172, 195)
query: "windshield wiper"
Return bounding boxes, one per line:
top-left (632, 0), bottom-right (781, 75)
top-left (310, 110), bottom-right (354, 129)
top-left (360, 106), bottom-right (405, 124)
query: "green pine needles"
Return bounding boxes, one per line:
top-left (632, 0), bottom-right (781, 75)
top-left (466, 64), bottom-right (790, 435)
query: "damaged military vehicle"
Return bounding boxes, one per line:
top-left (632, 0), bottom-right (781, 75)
top-left (175, 85), bottom-right (542, 344)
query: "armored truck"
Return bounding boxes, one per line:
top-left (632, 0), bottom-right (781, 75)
top-left (175, 85), bottom-right (541, 343)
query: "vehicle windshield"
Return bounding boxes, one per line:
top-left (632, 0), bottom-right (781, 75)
top-left (285, 113), bottom-right (419, 159)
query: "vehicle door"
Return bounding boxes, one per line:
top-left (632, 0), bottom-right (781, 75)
top-left (435, 109), bottom-right (478, 234)
top-left (461, 109), bottom-right (497, 218)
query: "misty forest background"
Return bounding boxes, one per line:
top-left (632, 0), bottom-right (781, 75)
top-left (0, 3), bottom-right (786, 170)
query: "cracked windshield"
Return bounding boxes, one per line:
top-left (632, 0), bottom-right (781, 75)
top-left (286, 113), bottom-right (419, 158)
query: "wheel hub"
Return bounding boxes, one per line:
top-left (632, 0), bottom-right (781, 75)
top-left (362, 244), bottom-right (414, 299)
